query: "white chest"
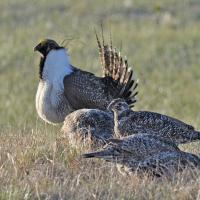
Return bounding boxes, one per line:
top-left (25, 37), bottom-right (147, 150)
top-left (36, 81), bottom-right (69, 124)
top-left (35, 49), bottom-right (73, 124)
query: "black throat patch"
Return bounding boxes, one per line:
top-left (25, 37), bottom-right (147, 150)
top-left (38, 47), bottom-right (64, 80)
top-left (39, 56), bottom-right (45, 79)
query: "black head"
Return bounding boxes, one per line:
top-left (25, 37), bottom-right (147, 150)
top-left (34, 39), bottom-right (64, 79)
top-left (107, 98), bottom-right (129, 113)
top-left (34, 39), bottom-right (62, 57)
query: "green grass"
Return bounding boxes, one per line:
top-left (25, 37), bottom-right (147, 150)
top-left (1, 0), bottom-right (200, 199)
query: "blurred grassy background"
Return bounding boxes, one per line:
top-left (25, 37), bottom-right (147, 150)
top-left (1, 0), bottom-right (200, 199)
top-left (1, 0), bottom-right (200, 128)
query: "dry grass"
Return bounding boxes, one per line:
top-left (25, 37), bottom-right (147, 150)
top-left (1, 0), bottom-right (200, 199)
top-left (1, 128), bottom-right (200, 200)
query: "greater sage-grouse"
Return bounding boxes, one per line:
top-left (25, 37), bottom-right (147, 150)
top-left (130, 151), bottom-right (200, 177)
top-left (107, 98), bottom-right (200, 143)
top-left (82, 133), bottom-right (180, 162)
top-left (61, 108), bottom-right (114, 147)
top-left (34, 33), bottom-right (138, 124)
top-left (82, 134), bottom-right (200, 177)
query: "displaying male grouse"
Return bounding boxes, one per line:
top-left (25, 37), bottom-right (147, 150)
top-left (34, 34), bottom-right (138, 124)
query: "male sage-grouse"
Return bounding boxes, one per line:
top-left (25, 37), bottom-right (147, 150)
top-left (34, 33), bottom-right (138, 124)
top-left (107, 98), bottom-right (200, 144)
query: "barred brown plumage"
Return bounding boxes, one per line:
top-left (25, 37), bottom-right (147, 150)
top-left (81, 133), bottom-right (180, 161)
top-left (61, 108), bottom-right (114, 148)
top-left (81, 134), bottom-right (200, 177)
top-left (132, 151), bottom-right (200, 177)
top-left (107, 98), bottom-right (200, 144)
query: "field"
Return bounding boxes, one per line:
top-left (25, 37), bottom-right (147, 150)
top-left (1, 0), bottom-right (200, 199)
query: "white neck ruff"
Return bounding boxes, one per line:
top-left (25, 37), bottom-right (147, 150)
top-left (36, 48), bottom-right (73, 124)
top-left (42, 48), bottom-right (73, 83)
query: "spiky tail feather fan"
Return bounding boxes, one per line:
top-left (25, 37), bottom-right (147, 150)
top-left (95, 29), bottom-right (138, 108)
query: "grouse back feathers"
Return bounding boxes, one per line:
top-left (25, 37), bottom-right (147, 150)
top-left (61, 108), bottom-right (114, 147)
top-left (82, 134), bottom-right (200, 177)
top-left (108, 98), bottom-right (200, 144)
top-left (82, 134), bottom-right (180, 161)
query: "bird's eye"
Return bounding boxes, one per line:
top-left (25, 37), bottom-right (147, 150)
top-left (39, 39), bottom-right (47, 46)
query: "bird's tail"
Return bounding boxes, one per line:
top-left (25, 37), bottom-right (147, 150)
top-left (81, 148), bottom-right (117, 161)
top-left (183, 130), bottom-right (200, 143)
top-left (95, 28), bottom-right (138, 108)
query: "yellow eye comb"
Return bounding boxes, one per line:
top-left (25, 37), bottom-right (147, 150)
top-left (39, 39), bottom-right (47, 46)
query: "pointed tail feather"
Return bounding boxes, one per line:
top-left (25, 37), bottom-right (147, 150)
top-left (81, 152), bottom-right (98, 158)
top-left (184, 131), bottom-right (200, 143)
top-left (81, 149), bottom-right (114, 159)
top-left (95, 30), bottom-right (138, 107)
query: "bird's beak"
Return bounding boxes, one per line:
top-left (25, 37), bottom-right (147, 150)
top-left (34, 44), bottom-right (41, 52)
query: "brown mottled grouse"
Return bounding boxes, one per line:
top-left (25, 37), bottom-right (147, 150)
top-left (82, 133), bottom-right (180, 161)
top-left (133, 151), bottom-right (200, 177)
top-left (82, 134), bottom-right (200, 177)
top-left (61, 108), bottom-right (114, 147)
top-left (107, 98), bottom-right (200, 143)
